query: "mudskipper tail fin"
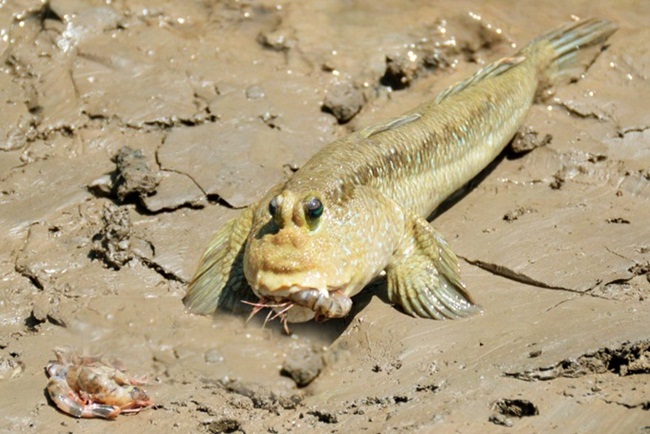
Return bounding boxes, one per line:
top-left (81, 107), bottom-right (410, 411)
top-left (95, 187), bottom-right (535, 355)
top-left (524, 18), bottom-right (618, 88)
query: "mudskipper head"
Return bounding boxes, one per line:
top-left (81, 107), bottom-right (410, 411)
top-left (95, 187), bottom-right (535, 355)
top-left (243, 186), bottom-right (402, 323)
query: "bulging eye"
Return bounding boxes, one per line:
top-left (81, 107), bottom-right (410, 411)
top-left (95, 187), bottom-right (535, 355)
top-left (304, 197), bottom-right (324, 220)
top-left (268, 197), bottom-right (279, 218)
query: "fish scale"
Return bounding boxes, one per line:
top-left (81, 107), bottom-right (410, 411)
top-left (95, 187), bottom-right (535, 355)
top-left (287, 59), bottom-right (535, 217)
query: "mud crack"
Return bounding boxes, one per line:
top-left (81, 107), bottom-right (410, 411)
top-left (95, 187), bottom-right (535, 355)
top-left (137, 255), bottom-right (186, 284)
top-left (553, 101), bottom-right (612, 122)
top-left (602, 398), bottom-right (650, 410)
top-left (617, 125), bottom-right (650, 137)
top-left (153, 138), bottom-right (237, 212)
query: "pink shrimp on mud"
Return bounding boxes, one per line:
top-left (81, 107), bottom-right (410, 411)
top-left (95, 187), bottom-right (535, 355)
top-left (45, 348), bottom-right (153, 419)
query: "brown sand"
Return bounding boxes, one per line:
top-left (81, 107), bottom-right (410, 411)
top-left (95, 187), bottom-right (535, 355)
top-left (0, 0), bottom-right (648, 432)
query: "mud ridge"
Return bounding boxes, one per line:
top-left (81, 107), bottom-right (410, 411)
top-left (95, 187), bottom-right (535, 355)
top-left (460, 257), bottom-right (594, 295)
top-left (505, 340), bottom-right (650, 381)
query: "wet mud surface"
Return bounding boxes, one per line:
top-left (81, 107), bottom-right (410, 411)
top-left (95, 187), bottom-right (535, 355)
top-left (0, 0), bottom-right (649, 432)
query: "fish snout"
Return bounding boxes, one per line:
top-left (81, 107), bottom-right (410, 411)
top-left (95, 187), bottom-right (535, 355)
top-left (265, 230), bottom-right (307, 252)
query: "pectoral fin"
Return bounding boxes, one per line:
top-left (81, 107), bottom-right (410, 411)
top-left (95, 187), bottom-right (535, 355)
top-left (386, 212), bottom-right (480, 319)
top-left (183, 207), bottom-right (256, 314)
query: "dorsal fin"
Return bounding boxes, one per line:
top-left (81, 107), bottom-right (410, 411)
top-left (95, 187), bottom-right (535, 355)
top-left (434, 55), bottom-right (526, 104)
top-left (358, 56), bottom-right (524, 140)
top-left (360, 113), bottom-right (422, 139)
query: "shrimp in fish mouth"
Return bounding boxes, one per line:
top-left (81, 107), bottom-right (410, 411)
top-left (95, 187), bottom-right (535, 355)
top-left (244, 286), bottom-right (354, 329)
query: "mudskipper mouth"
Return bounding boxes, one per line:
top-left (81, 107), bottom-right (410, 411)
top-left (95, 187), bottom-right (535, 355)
top-left (287, 288), bottom-right (352, 319)
top-left (245, 287), bottom-right (353, 330)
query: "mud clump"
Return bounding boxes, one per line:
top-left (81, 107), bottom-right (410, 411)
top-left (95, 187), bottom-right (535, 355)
top-left (205, 418), bottom-right (241, 434)
top-left (378, 16), bottom-right (508, 91)
top-left (506, 340), bottom-right (650, 381)
top-left (490, 398), bottom-right (538, 426)
top-left (509, 126), bottom-right (552, 155)
top-left (28, 300), bottom-right (66, 329)
top-left (550, 170), bottom-right (565, 190)
top-left (91, 203), bottom-right (133, 269)
top-left (280, 345), bottom-right (324, 387)
top-left (379, 44), bottom-right (450, 90)
top-left (0, 354), bottom-right (24, 381)
top-left (608, 340), bottom-right (650, 375)
top-left (306, 409), bottom-right (338, 424)
top-left (113, 146), bottom-right (161, 202)
top-left (378, 39), bottom-right (455, 89)
top-left (489, 413), bottom-right (513, 427)
top-left (493, 398), bottom-right (539, 417)
top-left (549, 165), bottom-right (583, 190)
top-left (322, 81), bottom-right (365, 123)
top-left (257, 28), bottom-right (296, 51)
top-left (503, 206), bottom-right (535, 222)
top-left (89, 147), bottom-right (160, 204)
top-left (629, 262), bottom-right (650, 283)
top-left (381, 54), bottom-right (421, 89)
top-left (606, 217), bottom-right (631, 224)
top-left (415, 383), bottom-right (441, 393)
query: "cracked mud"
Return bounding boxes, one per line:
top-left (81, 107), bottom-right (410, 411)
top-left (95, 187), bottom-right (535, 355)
top-left (0, 1), bottom-right (648, 433)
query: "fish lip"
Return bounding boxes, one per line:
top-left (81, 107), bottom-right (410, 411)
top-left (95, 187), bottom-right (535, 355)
top-left (254, 284), bottom-right (328, 300)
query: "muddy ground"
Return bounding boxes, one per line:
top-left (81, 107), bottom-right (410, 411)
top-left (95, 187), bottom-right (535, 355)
top-left (0, 0), bottom-right (649, 433)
